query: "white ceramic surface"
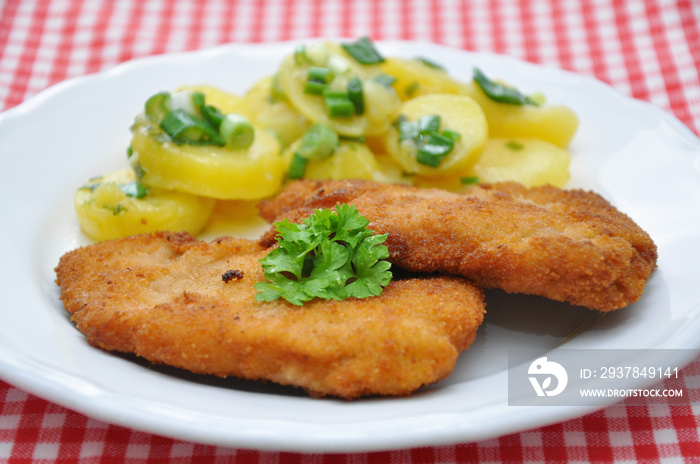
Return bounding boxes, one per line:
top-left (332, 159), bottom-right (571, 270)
top-left (0, 40), bottom-right (699, 453)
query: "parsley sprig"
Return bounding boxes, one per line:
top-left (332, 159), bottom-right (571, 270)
top-left (254, 204), bottom-right (392, 306)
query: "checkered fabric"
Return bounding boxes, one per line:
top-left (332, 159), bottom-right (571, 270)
top-left (1, 0), bottom-right (699, 462)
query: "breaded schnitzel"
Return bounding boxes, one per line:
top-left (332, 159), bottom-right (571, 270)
top-left (55, 231), bottom-right (485, 399)
top-left (259, 179), bottom-right (657, 311)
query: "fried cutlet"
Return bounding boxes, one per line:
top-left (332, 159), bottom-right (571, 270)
top-left (258, 179), bottom-right (657, 312)
top-left (55, 231), bottom-right (485, 399)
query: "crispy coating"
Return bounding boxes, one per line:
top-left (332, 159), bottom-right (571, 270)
top-left (55, 231), bottom-right (485, 399)
top-left (259, 179), bottom-right (657, 311)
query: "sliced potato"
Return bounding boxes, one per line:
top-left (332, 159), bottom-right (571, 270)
top-left (131, 114), bottom-right (283, 200)
top-left (461, 81), bottom-right (579, 148)
top-left (304, 140), bottom-right (382, 181)
top-left (283, 138), bottom-right (381, 181)
top-left (75, 169), bottom-right (214, 241)
top-left (380, 57), bottom-right (467, 101)
top-left (277, 41), bottom-right (401, 137)
top-left (466, 137), bottom-right (571, 187)
top-left (384, 94), bottom-right (488, 176)
top-left (241, 76), bottom-right (309, 148)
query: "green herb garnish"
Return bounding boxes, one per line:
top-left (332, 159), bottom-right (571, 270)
top-left (460, 176), bottom-right (479, 185)
top-left (119, 181), bottom-right (148, 199)
top-left (473, 68), bottom-right (539, 106)
top-left (342, 36), bottom-right (385, 64)
top-left (505, 140), bottom-right (525, 151)
top-left (397, 114), bottom-right (461, 167)
top-left (254, 204), bottom-right (392, 306)
top-left (159, 109), bottom-right (226, 146)
top-left (417, 57), bottom-right (445, 71)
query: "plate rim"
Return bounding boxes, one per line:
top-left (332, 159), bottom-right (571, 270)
top-left (1, 39), bottom-right (699, 453)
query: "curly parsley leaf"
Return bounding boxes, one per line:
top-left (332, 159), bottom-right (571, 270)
top-left (254, 204), bottom-right (392, 306)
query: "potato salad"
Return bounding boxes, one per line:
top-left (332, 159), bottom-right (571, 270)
top-left (74, 37), bottom-right (579, 241)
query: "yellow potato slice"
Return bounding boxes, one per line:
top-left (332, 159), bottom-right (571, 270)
top-left (75, 169), bottom-right (214, 242)
top-left (466, 137), bottom-right (571, 187)
top-left (461, 81), bottom-right (579, 148)
top-left (277, 41), bottom-right (401, 137)
top-left (380, 57), bottom-right (467, 101)
top-left (131, 113), bottom-right (283, 200)
top-left (304, 141), bottom-right (382, 181)
top-left (384, 94), bottom-right (488, 176)
top-left (241, 76), bottom-right (309, 148)
top-left (282, 138), bottom-right (382, 181)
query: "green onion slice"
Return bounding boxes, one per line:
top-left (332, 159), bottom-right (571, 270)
top-left (297, 123), bottom-right (339, 160)
top-left (505, 140), bottom-right (525, 151)
top-left (397, 114), bottom-right (461, 168)
top-left (342, 36), bottom-right (385, 64)
top-left (271, 74), bottom-right (287, 102)
top-left (144, 92), bottom-right (171, 122)
top-left (416, 132), bottom-right (454, 167)
top-left (417, 57), bottom-right (446, 71)
top-left (473, 68), bottom-right (539, 106)
top-left (294, 44), bottom-right (309, 65)
top-left (460, 176), bottom-right (479, 185)
top-left (160, 109), bottom-right (225, 146)
top-left (323, 89), bottom-right (354, 118)
top-left (347, 77), bottom-right (364, 115)
top-left (119, 181), bottom-right (148, 199)
top-left (374, 73), bottom-right (397, 87)
top-left (219, 114), bottom-right (255, 150)
top-left (202, 105), bottom-right (225, 129)
top-left (288, 152), bottom-right (309, 179)
top-left (305, 67), bottom-right (334, 95)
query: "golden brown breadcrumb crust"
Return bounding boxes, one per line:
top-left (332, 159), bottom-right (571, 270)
top-left (259, 179), bottom-right (657, 311)
top-left (55, 231), bottom-right (485, 399)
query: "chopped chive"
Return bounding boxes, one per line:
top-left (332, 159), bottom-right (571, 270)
top-left (119, 181), bottom-right (148, 199)
top-left (169, 90), bottom-right (199, 115)
top-left (505, 140), bottom-right (525, 151)
top-left (297, 123), bottom-right (339, 160)
top-left (160, 109), bottom-right (226, 146)
top-left (347, 77), bottom-right (364, 115)
top-left (373, 73), bottom-right (397, 87)
top-left (294, 44), bottom-right (308, 65)
top-left (418, 114), bottom-right (441, 133)
top-left (126, 146), bottom-right (133, 159)
top-left (112, 204), bottom-right (127, 215)
top-left (191, 92), bottom-right (206, 113)
top-left (304, 80), bottom-right (328, 95)
top-left (416, 132), bottom-right (454, 167)
top-left (405, 81), bottom-right (420, 98)
top-left (327, 54), bottom-right (351, 75)
top-left (202, 105), bottom-right (225, 129)
top-left (460, 176), bottom-right (479, 185)
top-left (219, 114), bottom-right (255, 150)
top-left (441, 129), bottom-right (462, 142)
top-left (341, 36), bottom-right (385, 64)
top-left (396, 114), bottom-right (461, 168)
top-left (144, 92), bottom-right (171, 122)
top-left (288, 152), bottom-right (309, 179)
top-left (132, 162), bottom-right (146, 180)
top-left (270, 74), bottom-right (287, 102)
top-left (323, 89), bottom-right (354, 117)
top-left (79, 183), bottom-right (100, 192)
top-left (473, 68), bottom-right (539, 106)
top-left (308, 66), bottom-right (333, 82)
top-left (304, 66), bottom-right (334, 95)
top-left (417, 57), bottom-right (445, 71)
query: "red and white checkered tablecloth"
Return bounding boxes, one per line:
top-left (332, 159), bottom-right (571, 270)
top-left (1, 0), bottom-right (699, 462)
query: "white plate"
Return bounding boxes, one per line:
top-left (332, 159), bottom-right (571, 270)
top-left (1, 40), bottom-right (699, 453)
